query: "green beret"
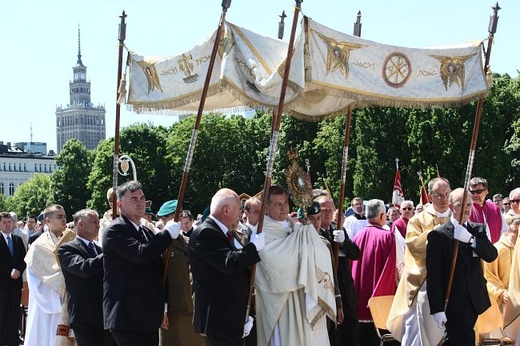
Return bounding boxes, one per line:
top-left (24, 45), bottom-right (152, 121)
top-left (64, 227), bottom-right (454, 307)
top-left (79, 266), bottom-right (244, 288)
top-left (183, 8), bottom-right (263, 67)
top-left (297, 201), bottom-right (321, 219)
top-left (157, 200), bottom-right (178, 217)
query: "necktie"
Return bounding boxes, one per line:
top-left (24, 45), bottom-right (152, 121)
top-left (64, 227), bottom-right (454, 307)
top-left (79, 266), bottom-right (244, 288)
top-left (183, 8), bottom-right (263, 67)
top-left (87, 242), bottom-right (97, 256)
top-left (6, 235), bottom-right (13, 256)
top-left (226, 231), bottom-right (234, 244)
top-left (139, 226), bottom-right (149, 242)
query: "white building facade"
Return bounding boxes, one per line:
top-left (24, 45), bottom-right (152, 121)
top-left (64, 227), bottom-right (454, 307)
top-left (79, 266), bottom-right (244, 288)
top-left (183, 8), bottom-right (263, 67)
top-left (0, 153), bottom-right (56, 197)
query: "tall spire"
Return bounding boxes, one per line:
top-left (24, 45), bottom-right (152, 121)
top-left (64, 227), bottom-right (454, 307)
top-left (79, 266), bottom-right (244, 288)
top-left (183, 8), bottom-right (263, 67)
top-left (77, 24), bottom-right (84, 67)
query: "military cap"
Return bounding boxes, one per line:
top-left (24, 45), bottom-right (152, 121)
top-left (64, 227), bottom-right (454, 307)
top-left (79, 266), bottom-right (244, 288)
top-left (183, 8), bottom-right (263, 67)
top-left (157, 200), bottom-right (178, 217)
top-left (297, 201), bottom-right (321, 219)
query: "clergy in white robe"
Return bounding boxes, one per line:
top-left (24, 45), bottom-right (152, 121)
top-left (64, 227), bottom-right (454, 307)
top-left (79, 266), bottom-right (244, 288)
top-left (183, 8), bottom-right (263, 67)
top-left (24, 204), bottom-right (75, 346)
top-left (255, 186), bottom-right (336, 346)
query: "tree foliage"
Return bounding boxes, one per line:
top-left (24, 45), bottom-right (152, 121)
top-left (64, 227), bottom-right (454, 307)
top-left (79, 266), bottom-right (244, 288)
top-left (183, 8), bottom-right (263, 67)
top-left (51, 139), bottom-right (92, 220)
top-left (87, 123), bottom-right (170, 214)
top-left (166, 113), bottom-right (271, 213)
top-left (7, 174), bottom-right (53, 217)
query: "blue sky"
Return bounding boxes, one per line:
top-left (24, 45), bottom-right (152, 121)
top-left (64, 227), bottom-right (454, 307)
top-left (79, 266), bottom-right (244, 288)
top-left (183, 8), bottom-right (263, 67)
top-left (2, 0), bottom-right (518, 152)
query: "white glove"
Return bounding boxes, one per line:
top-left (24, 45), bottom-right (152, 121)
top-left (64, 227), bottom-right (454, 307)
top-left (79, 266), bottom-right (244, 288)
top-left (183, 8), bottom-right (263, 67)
top-left (250, 233), bottom-right (265, 251)
top-left (433, 311), bottom-right (447, 329)
top-left (454, 225), bottom-right (472, 243)
top-left (165, 220), bottom-right (181, 239)
top-left (333, 230), bottom-right (345, 243)
top-left (243, 316), bottom-right (254, 338)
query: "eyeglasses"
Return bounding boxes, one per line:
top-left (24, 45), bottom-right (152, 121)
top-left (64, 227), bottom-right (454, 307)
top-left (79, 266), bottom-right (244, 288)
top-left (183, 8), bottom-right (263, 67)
top-left (504, 203), bottom-right (510, 206)
top-left (511, 199), bottom-right (520, 204)
top-left (402, 207), bottom-right (413, 211)
top-left (469, 188), bottom-right (487, 194)
top-left (431, 192), bottom-right (449, 200)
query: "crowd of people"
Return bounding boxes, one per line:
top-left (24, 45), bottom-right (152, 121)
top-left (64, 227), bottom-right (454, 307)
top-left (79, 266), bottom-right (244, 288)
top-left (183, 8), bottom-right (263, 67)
top-left (1, 177), bottom-right (520, 346)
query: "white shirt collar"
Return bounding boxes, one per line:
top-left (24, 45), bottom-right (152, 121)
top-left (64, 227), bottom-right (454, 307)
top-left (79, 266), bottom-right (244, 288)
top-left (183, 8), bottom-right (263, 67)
top-left (209, 215), bottom-right (229, 236)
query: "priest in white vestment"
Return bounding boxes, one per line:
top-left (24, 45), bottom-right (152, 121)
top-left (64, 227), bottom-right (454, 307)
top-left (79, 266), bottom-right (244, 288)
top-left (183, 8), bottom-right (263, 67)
top-left (24, 204), bottom-right (74, 346)
top-left (255, 186), bottom-right (336, 346)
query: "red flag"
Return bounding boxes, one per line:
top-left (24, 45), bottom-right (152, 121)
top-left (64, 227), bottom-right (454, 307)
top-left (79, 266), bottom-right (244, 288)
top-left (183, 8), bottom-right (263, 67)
top-left (420, 185), bottom-right (430, 205)
top-left (392, 167), bottom-right (404, 207)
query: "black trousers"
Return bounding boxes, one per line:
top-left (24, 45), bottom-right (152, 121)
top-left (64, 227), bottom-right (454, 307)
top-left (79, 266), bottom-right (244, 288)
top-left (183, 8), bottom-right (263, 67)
top-left (337, 315), bottom-right (359, 346)
top-left (203, 333), bottom-right (244, 346)
top-left (444, 293), bottom-right (478, 346)
top-left (110, 328), bottom-right (158, 346)
top-left (71, 323), bottom-right (114, 346)
top-left (0, 287), bottom-right (22, 346)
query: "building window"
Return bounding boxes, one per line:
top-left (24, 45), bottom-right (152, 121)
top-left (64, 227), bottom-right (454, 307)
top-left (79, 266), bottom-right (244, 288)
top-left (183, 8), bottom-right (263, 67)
top-left (0, 183), bottom-right (3, 195)
top-left (8, 183), bottom-right (14, 196)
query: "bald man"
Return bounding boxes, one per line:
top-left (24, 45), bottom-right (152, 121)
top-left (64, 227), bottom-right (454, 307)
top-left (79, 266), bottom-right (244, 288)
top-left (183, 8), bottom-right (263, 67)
top-left (188, 188), bottom-right (264, 346)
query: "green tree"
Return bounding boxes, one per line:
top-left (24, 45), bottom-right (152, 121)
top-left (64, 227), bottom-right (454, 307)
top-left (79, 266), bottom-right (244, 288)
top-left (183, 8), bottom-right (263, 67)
top-left (87, 123), bottom-right (171, 214)
top-left (0, 194), bottom-right (9, 212)
top-left (86, 138), bottom-right (114, 213)
top-left (51, 138), bottom-right (92, 220)
top-left (7, 174), bottom-right (53, 217)
top-left (166, 114), bottom-right (270, 213)
top-left (313, 114), bottom-right (352, 206)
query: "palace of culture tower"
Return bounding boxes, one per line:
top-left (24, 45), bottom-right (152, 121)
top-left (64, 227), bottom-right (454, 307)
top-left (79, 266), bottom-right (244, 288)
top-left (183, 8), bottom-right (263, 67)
top-left (56, 28), bottom-right (106, 152)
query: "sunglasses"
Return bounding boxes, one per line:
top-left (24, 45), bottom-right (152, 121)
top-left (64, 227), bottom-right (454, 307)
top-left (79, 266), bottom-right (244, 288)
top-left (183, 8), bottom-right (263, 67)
top-left (469, 188), bottom-right (487, 194)
top-left (402, 207), bottom-right (413, 211)
top-left (511, 199), bottom-right (520, 204)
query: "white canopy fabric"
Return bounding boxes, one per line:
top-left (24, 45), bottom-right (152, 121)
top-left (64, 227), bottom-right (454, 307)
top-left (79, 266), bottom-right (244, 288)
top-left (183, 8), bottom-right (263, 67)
top-left (125, 17), bottom-right (490, 119)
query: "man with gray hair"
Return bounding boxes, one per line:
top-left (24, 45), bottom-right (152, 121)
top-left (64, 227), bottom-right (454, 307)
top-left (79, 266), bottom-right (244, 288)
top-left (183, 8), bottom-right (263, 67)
top-left (351, 199), bottom-right (398, 345)
top-left (9, 212), bottom-right (28, 250)
top-left (426, 188), bottom-right (497, 345)
top-left (391, 200), bottom-right (415, 239)
top-left (102, 180), bottom-right (181, 346)
top-left (387, 177), bottom-right (452, 345)
top-left (58, 209), bottom-right (114, 346)
top-left (189, 188), bottom-right (263, 345)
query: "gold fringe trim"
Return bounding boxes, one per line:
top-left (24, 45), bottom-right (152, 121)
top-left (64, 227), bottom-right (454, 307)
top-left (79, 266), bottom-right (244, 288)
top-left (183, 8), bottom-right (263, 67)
top-left (126, 73), bottom-right (492, 118)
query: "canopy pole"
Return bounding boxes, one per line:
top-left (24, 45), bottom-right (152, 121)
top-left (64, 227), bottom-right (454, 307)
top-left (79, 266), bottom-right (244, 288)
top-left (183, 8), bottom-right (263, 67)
top-left (333, 108), bottom-right (352, 274)
top-left (162, 0), bottom-right (232, 285)
top-left (245, 0), bottom-right (303, 320)
top-left (333, 10), bottom-right (361, 274)
top-left (111, 11), bottom-right (127, 217)
top-left (444, 2), bottom-right (500, 310)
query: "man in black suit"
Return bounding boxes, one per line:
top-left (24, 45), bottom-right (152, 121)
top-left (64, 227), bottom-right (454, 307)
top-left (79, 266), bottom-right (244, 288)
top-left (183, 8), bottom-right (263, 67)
top-left (427, 188), bottom-right (498, 345)
top-left (58, 209), bottom-right (114, 346)
top-left (102, 180), bottom-right (181, 346)
top-left (315, 194), bottom-right (360, 346)
top-left (188, 188), bottom-right (264, 346)
top-left (0, 212), bottom-right (26, 346)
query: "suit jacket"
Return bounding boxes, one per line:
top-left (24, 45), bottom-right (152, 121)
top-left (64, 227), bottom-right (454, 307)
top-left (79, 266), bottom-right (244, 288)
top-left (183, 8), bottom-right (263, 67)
top-left (426, 220), bottom-right (498, 315)
top-left (188, 217), bottom-right (261, 340)
top-left (0, 233), bottom-right (26, 289)
top-left (102, 215), bottom-right (173, 331)
top-left (318, 226), bottom-right (360, 317)
top-left (57, 237), bottom-right (104, 325)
